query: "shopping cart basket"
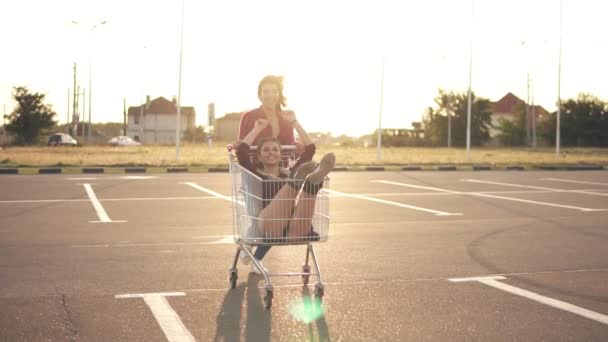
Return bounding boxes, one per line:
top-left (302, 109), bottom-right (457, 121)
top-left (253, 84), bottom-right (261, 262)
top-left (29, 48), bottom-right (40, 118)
top-left (227, 145), bottom-right (330, 309)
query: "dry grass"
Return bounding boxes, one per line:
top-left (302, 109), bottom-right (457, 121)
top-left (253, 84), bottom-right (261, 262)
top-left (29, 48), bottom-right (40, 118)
top-left (1, 144), bottom-right (607, 167)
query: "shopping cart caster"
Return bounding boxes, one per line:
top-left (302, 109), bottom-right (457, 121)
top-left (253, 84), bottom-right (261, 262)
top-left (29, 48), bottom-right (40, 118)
top-left (301, 264), bottom-right (311, 285)
top-left (314, 283), bottom-right (324, 300)
top-left (264, 288), bottom-right (273, 310)
top-left (229, 268), bottom-right (237, 289)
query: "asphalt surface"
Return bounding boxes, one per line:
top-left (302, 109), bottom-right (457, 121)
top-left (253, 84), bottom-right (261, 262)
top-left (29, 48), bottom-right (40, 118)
top-left (1, 171), bottom-right (607, 341)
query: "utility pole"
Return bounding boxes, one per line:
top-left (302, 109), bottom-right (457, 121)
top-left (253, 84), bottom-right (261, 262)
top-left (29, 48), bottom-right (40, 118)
top-left (556, 0), bottom-right (563, 158)
top-left (526, 72), bottom-right (531, 146)
top-left (123, 98), bottom-right (127, 136)
top-left (376, 57), bottom-right (385, 161)
top-left (67, 88), bottom-right (70, 133)
top-left (72, 63), bottom-right (78, 137)
top-left (82, 88), bottom-right (86, 142)
top-left (531, 91), bottom-right (537, 148)
top-left (466, 0), bottom-right (474, 161)
top-left (2, 104), bottom-right (6, 143)
top-left (88, 58), bottom-right (92, 144)
top-left (175, 0), bottom-right (185, 161)
top-left (447, 106), bottom-right (452, 148)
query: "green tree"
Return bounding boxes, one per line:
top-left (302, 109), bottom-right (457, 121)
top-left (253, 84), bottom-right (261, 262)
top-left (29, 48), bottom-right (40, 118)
top-left (539, 94), bottom-right (608, 147)
top-left (5, 87), bottom-right (57, 144)
top-left (496, 103), bottom-right (527, 146)
top-left (423, 89), bottom-right (492, 147)
top-left (183, 125), bottom-right (206, 143)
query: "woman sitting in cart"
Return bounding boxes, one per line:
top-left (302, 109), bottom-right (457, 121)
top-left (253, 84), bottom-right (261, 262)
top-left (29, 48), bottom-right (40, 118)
top-left (236, 111), bottom-right (335, 241)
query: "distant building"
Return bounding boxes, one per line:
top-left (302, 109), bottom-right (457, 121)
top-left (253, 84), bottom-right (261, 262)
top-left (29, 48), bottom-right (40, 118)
top-left (489, 92), bottom-right (549, 138)
top-left (214, 112), bottom-right (242, 141)
top-left (127, 96), bottom-right (195, 144)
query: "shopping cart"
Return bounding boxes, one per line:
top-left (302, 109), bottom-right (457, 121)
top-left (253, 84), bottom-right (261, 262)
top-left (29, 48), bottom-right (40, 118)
top-left (227, 145), bottom-right (330, 309)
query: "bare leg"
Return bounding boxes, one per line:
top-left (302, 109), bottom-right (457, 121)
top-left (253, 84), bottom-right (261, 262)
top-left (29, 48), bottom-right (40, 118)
top-left (258, 184), bottom-right (298, 238)
top-left (287, 190), bottom-right (317, 238)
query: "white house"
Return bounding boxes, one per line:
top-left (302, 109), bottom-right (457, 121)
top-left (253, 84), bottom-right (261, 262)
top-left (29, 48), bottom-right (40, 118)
top-left (127, 96), bottom-right (196, 144)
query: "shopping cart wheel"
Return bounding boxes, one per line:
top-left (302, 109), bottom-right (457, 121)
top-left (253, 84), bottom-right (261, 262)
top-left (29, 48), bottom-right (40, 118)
top-left (264, 289), bottom-right (273, 309)
top-left (301, 264), bottom-right (311, 285)
top-left (229, 270), bottom-right (238, 289)
top-left (314, 283), bottom-right (324, 300)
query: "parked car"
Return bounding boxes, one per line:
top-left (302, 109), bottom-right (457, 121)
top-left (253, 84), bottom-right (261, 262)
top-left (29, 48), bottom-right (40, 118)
top-left (47, 133), bottom-right (78, 146)
top-left (108, 136), bottom-right (141, 146)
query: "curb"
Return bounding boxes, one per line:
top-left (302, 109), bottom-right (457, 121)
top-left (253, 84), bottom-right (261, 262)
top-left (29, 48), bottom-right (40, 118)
top-left (0, 165), bottom-right (606, 175)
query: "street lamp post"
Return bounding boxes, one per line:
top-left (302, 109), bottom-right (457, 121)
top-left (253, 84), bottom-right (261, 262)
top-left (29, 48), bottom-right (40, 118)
top-left (175, 0), bottom-right (185, 161)
top-left (556, 0), bottom-right (563, 158)
top-left (376, 57), bottom-right (385, 161)
top-left (72, 20), bottom-right (107, 144)
top-left (2, 105), bottom-right (7, 143)
top-left (466, 0), bottom-right (474, 161)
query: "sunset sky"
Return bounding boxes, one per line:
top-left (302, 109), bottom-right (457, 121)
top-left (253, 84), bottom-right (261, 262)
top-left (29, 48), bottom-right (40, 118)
top-left (1, 0), bottom-right (606, 137)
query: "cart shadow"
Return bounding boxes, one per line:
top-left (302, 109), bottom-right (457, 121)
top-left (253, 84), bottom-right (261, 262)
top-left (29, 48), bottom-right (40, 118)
top-left (301, 287), bottom-right (331, 342)
top-left (213, 275), bottom-right (271, 342)
top-left (214, 275), bottom-right (331, 342)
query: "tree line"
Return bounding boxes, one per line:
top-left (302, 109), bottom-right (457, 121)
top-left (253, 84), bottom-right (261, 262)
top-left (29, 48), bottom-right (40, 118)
top-left (375, 89), bottom-right (608, 148)
top-left (3, 86), bottom-right (608, 147)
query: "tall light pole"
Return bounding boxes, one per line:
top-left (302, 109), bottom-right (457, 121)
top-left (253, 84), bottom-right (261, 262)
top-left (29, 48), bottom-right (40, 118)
top-left (175, 0), bottom-right (185, 161)
top-left (555, 0), bottom-right (563, 158)
top-left (466, 0), bottom-right (474, 161)
top-left (2, 105), bottom-right (7, 143)
top-left (73, 20), bottom-right (107, 144)
top-left (376, 57), bottom-right (385, 161)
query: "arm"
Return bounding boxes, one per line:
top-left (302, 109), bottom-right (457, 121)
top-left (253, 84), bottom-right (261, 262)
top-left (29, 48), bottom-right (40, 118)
top-left (241, 119), bottom-right (268, 146)
top-left (238, 111), bottom-right (253, 140)
top-left (291, 120), bottom-right (313, 146)
top-left (281, 110), bottom-right (312, 145)
top-left (236, 142), bottom-right (254, 172)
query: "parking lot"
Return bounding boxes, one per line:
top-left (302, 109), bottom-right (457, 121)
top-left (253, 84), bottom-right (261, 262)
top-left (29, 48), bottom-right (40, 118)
top-left (1, 171), bottom-right (607, 341)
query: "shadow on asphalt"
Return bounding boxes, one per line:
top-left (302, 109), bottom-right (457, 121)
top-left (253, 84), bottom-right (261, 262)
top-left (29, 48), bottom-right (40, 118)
top-left (213, 275), bottom-right (331, 341)
top-left (301, 286), bottom-right (331, 342)
top-left (213, 275), bottom-right (271, 342)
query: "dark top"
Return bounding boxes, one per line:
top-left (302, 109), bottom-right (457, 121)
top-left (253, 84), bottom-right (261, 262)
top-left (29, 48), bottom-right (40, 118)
top-left (236, 142), bottom-right (315, 206)
top-left (238, 106), bottom-right (296, 145)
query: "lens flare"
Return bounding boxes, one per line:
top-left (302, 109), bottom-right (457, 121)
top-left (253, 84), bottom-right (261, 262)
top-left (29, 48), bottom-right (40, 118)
top-left (288, 296), bottom-right (325, 323)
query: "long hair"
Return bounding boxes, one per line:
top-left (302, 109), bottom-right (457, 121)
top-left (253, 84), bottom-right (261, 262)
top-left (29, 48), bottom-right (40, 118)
top-left (257, 75), bottom-right (286, 111)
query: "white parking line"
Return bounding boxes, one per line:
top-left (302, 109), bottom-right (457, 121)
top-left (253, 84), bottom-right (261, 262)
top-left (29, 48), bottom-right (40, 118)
top-left (83, 184), bottom-right (127, 223)
top-left (72, 238), bottom-right (233, 248)
top-left (462, 178), bottom-right (608, 197)
top-left (0, 196), bottom-right (220, 204)
top-left (375, 180), bottom-right (607, 212)
top-left (461, 179), bottom-right (559, 191)
top-left (324, 188), bottom-right (462, 216)
top-left (448, 276), bottom-right (608, 325)
top-left (541, 178), bottom-right (608, 187)
top-left (66, 176), bottom-right (158, 180)
top-left (182, 182), bottom-right (230, 201)
top-left (115, 292), bottom-right (195, 342)
top-left (372, 180), bottom-right (459, 193)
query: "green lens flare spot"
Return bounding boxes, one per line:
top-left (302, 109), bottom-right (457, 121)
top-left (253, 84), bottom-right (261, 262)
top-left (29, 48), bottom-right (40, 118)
top-left (288, 296), bottom-right (325, 323)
